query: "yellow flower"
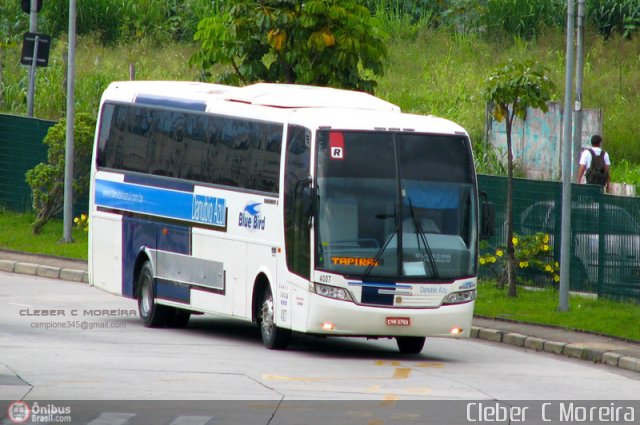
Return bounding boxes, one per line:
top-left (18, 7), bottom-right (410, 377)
top-left (479, 258), bottom-right (486, 265)
top-left (512, 237), bottom-right (518, 246)
top-left (81, 213), bottom-right (87, 220)
top-left (553, 275), bottom-right (560, 282)
top-left (543, 245), bottom-right (549, 251)
top-left (74, 217), bottom-right (79, 223)
top-left (496, 249), bottom-right (503, 257)
top-left (488, 256), bottom-right (496, 263)
top-left (555, 261), bottom-right (560, 268)
top-left (543, 234), bottom-right (550, 243)
top-left (519, 261), bottom-right (529, 268)
top-left (545, 265), bottom-right (553, 272)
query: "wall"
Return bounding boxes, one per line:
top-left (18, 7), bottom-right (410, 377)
top-left (485, 102), bottom-right (603, 180)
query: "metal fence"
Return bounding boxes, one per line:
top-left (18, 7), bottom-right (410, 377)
top-left (0, 114), bottom-right (87, 217)
top-left (478, 174), bottom-right (640, 302)
top-left (0, 114), bottom-right (53, 211)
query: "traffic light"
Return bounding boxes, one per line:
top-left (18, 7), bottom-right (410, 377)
top-left (21, 0), bottom-right (43, 14)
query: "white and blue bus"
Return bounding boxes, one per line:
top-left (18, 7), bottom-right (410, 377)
top-left (89, 81), bottom-right (489, 353)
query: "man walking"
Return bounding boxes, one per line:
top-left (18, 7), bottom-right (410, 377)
top-left (577, 134), bottom-right (611, 193)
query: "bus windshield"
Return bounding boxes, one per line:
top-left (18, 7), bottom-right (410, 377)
top-left (315, 130), bottom-right (477, 281)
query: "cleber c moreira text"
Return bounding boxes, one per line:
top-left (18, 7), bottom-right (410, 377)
top-left (466, 402), bottom-right (635, 423)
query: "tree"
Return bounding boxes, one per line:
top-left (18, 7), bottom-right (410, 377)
top-left (483, 59), bottom-right (555, 297)
top-left (190, 0), bottom-right (388, 93)
top-left (26, 113), bottom-right (96, 235)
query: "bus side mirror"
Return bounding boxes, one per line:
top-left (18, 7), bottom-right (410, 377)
top-left (302, 186), bottom-right (317, 220)
top-left (480, 191), bottom-right (495, 239)
top-left (296, 177), bottom-right (316, 222)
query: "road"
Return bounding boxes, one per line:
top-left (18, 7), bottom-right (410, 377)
top-left (0, 272), bottom-right (638, 424)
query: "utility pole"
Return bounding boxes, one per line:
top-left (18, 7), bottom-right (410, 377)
top-left (26, 0), bottom-right (38, 117)
top-left (62, 0), bottom-right (76, 243)
top-left (559, 0), bottom-right (576, 312)
top-left (573, 0), bottom-right (586, 176)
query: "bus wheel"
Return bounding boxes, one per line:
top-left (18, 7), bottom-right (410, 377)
top-left (396, 336), bottom-right (425, 354)
top-left (259, 287), bottom-right (291, 350)
top-left (137, 262), bottom-right (170, 328)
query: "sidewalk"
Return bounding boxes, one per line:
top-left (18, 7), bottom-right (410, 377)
top-left (0, 249), bottom-right (638, 373)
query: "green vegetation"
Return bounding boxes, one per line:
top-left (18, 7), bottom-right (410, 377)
top-left (480, 233), bottom-right (560, 286)
top-left (475, 281), bottom-right (640, 341)
top-left (192, 0), bottom-right (387, 92)
top-left (0, 210), bottom-right (87, 260)
top-left (26, 113), bottom-right (96, 234)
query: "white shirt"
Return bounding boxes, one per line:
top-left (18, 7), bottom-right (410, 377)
top-left (579, 147), bottom-right (611, 168)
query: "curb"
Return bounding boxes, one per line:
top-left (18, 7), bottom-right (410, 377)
top-left (0, 259), bottom-right (89, 284)
top-left (471, 326), bottom-right (640, 373)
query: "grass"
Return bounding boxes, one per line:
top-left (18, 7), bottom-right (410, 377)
top-left (0, 210), bottom-right (88, 260)
top-left (475, 281), bottom-right (640, 341)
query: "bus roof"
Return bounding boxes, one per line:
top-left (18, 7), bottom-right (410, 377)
top-left (100, 81), bottom-right (466, 136)
top-left (287, 107), bottom-right (468, 136)
top-left (102, 81), bottom-right (399, 111)
top-left (223, 83), bottom-right (400, 112)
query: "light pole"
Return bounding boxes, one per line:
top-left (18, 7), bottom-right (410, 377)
top-left (62, 0), bottom-right (76, 243)
top-left (559, 0), bottom-right (576, 312)
top-left (26, 0), bottom-right (38, 117)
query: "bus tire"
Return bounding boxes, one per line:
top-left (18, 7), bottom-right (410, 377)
top-left (137, 262), bottom-right (170, 328)
top-left (259, 287), bottom-right (290, 350)
top-left (396, 336), bottom-right (425, 354)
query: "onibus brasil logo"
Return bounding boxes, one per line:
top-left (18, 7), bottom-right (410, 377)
top-left (238, 202), bottom-right (266, 231)
top-left (7, 401), bottom-right (72, 423)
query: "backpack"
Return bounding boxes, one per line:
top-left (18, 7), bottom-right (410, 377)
top-left (585, 148), bottom-right (608, 186)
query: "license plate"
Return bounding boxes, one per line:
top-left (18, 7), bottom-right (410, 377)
top-left (386, 317), bottom-right (411, 326)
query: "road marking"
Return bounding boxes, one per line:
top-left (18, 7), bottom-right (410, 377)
top-left (263, 366), bottom-right (413, 382)
top-left (374, 360), bottom-right (401, 366)
top-left (404, 386), bottom-right (432, 395)
top-left (392, 367), bottom-right (412, 379)
top-left (414, 362), bottom-right (444, 368)
top-left (7, 302), bottom-right (32, 307)
top-left (86, 412), bottom-right (135, 425)
top-left (170, 416), bottom-right (215, 425)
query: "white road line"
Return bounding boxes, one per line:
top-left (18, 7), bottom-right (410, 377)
top-left (86, 412), bottom-right (136, 425)
top-left (169, 416), bottom-right (214, 425)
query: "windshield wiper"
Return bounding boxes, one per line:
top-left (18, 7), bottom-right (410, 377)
top-left (362, 210), bottom-right (399, 282)
top-left (407, 197), bottom-right (439, 279)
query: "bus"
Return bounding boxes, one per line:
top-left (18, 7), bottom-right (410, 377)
top-left (89, 81), bottom-right (491, 353)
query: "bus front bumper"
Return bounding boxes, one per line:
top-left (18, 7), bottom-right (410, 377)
top-left (304, 293), bottom-right (474, 338)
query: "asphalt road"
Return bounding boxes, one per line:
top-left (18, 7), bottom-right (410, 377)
top-left (0, 272), bottom-right (638, 424)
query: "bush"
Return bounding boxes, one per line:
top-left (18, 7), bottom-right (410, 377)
top-left (480, 232), bottom-right (560, 287)
top-left (25, 113), bottom-right (96, 234)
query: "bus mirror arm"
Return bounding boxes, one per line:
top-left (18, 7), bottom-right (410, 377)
top-left (479, 191), bottom-right (495, 239)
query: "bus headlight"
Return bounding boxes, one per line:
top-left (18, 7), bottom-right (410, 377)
top-left (443, 289), bottom-right (476, 305)
top-left (314, 283), bottom-right (353, 302)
